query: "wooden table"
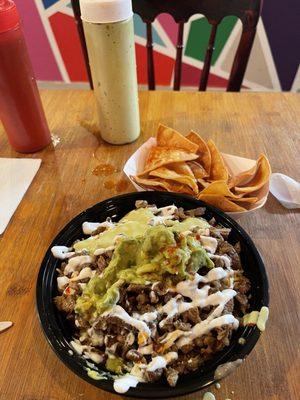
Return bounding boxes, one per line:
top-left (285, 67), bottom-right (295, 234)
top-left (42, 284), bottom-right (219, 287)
top-left (0, 91), bottom-right (299, 400)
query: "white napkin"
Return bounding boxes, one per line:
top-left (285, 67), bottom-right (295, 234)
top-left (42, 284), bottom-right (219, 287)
top-left (269, 173), bottom-right (300, 209)
top-left (0, 158), bottom-right (41, 234)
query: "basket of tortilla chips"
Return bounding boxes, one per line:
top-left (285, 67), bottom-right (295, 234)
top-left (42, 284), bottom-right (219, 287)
top-left (123, 124), bottom-right (271, 218)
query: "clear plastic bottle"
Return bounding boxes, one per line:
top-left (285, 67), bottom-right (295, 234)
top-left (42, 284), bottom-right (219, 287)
top-left (0, 0), bottom-right (51, 153)
top-left (80, 0), bottom-right (140, 144)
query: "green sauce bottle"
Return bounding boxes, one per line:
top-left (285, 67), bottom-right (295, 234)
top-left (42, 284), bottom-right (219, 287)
top-left (80, 0), bottom-right (140, 144)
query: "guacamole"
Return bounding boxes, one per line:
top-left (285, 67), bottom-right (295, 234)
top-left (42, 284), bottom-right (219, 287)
top-left (73, 208), bottom-right (209, 254)
top-left (75, 224), bottom-right (213, 316)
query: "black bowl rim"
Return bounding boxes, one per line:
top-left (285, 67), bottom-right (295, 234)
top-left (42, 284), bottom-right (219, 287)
top-left (36, 191), bottom-right (269, 398)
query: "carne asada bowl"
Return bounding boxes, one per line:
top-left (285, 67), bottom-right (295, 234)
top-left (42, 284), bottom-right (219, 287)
top-left (36, 191), bottom-right (269, 398)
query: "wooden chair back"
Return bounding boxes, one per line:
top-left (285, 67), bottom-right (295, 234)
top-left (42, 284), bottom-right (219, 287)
top-left (71, 0), bottom-right (262, 91)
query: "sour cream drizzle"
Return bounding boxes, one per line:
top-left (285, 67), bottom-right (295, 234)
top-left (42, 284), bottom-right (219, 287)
top-left (103, 305), bottom-right (151, 336)
top-left (208, 254), bottom-right (231, 268)
top-left (133, 311), bottom-right (158, 323)
top-left (64, 255), bottom-right (94, 275)
top-left (199, 236), bottom-right (218, 254)
top-left (113, 375), bottom-right (140, 394)
top-left (70, 266), bottom-right (95, 281)
top-left (159, 268), bottom-right (233, 326)
top-left (147, 352), bottom-right (178, 372)
top-left (138, 344), bottom-right (153, 355)
top-left (148, 205), bottom-right (178, 226)
top-left (57, 276), bottom-right (69, 291)
top-left (51, 246), bottom-right (74, 259)
top-left (82, 220), bottom-right (115, 235)
top-left (70, 340), bottom-right (103, 364)
top-left (155, 205), bottom-right (177, 216)
top-left (177, 314), bottom-right (239, 348)
top-left (94, 245), bottom-right (115, 256)
top-left (113, 350), bottom-right (178, 393)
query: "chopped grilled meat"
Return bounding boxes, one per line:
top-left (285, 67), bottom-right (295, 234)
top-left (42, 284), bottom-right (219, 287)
top-left (92, 226), bottom-right (107, 236)
top-left (68, 281), bottom-right (82, 294)
top-left (75, 316), bottom-right (90, 329)
top-left (181, 342), bottom-right (195, 354)
top-left (223, 299), bottom-right (234, 314)
top-left (136, 303), bottom-right (155, 313)
top-left (215, 325), bottom-right (232, 347)
top-left (210, 280), bottom-right (222, 292)
top-left (60, 262), bottom-right (67, 274)
top-left (159, 321), bottom-right (176, 333)
top-left (174, 207), bottom-right (187, 220)
top-left (182, 307), bottom-right (201, 324)
top-left (209, 228), bottom-right (224, 240)
top-left (186, 355), bottom-right (202, 371)
top-left (163, 293), bottom-right (173, 303)
top-left (151, 282), bottom-right (168, 296)
top-left (209, 217), bottom-right (216, 226)
top-left (234, 241), bottom-right (241, 253)
top-left (94, 318), bottom-right (107, 331)
top-left (136, 293), bottom-right (149, 305)
top-left (125, 349), bottom-right (145, 362)
top-left (235, 292), bottom-right (250, 314)
top-left (127, 284), bottom-right (150, 293)
top-left (54, 295), bottom-right (76, 314)
top-left (97, 255), bottom-right (107, 272)
top-left (124, 331), bottom-right (135, 347)
top-left (145, 369), bottom-right (163, 382)
top-left (212, 256), bottom-right (227, 268)
top-left (234, 274), bottom-right (251, 294)
top-left (149, 290), bottom-right (159, 304)
top-left (104, 334), bottom-right (118, 347)
top-left (106, 316), bottom-right (133, 335)
top-left (135, 200), bottom-right (149, 209)
top-left (185, 207), bottom-right (206, 217)
top-left (166, 368), bottom-right (179, 387)
top-left (217, 241), bottom-right (241, 269)
top-left (173, 321), bottom-right (191, 331)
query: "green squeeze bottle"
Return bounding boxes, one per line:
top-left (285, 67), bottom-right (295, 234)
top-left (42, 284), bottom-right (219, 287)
top-left (80, 0), bottom-right (140, 144)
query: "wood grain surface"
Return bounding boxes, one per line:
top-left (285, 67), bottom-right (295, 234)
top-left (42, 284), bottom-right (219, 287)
top-left (0, 90), bottom-right (299, 400)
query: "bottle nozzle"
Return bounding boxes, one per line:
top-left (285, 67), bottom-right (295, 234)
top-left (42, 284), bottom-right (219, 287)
top-left (0, 0), bottom-right (20, 34)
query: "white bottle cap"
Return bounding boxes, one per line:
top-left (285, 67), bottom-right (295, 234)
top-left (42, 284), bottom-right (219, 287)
top-left (80, 0), bottom-right (133, 24)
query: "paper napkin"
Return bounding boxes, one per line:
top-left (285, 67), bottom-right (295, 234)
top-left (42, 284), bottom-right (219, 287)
top-left (0, 158), bottom-right (41, 234)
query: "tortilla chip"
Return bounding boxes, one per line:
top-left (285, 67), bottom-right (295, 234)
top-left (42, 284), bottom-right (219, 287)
top-left (149, 165), bottom-right (199, 194)
top-left (187, 161), bottom-right (209, 179)
top-left (198, 194), bottom-right (246, 212)
top-left (156, 124), bottom-right (198, 153)
top-left (228, 163), bottom-right (259, 188)
top-left (169, 162), bottom-right (195, 178)
top-left (198, 178), bottom-right (210, 189)
top-left (186, 130), bottom-right (211, 174)
top-left (139, 146), bottom-right (198, 175)
top-left (207, 140), bottom-right (229, 181)
top-left (200, 180), bottom-right (244, 199)
top-left (234, 154), bottom-right (271, 194)
top-left (132, 175), bottom-right (194, 195)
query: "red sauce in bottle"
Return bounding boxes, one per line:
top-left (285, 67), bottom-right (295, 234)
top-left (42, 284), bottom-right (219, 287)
top-left (0, 0), bottom-right (51, 153)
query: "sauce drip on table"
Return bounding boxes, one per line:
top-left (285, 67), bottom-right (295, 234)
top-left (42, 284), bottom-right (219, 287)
top-left (92, 163), bottom-right (119, 176)
top-left (104, 178), bottom-right (130, 192)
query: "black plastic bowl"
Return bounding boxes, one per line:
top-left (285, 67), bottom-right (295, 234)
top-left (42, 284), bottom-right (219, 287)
top-left (36, 192), bottom-right (269, 398)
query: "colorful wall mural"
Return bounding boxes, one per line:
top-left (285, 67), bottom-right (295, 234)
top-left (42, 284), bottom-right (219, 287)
top-left (16, 1), bottom-right (299, 91)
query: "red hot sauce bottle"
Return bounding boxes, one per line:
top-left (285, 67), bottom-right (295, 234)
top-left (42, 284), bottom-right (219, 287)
top-left (0, 0), bottom-right (51, 153)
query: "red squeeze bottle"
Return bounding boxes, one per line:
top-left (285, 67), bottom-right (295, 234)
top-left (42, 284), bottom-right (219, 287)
top-left (0, 0), bottom-right (51, 153)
